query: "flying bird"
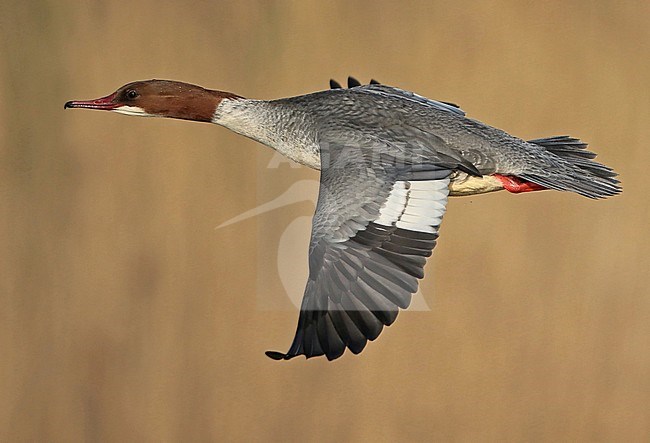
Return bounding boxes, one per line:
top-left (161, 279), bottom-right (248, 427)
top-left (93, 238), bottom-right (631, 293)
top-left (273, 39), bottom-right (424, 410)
top-left (65, 76), bottom-right (621, 361)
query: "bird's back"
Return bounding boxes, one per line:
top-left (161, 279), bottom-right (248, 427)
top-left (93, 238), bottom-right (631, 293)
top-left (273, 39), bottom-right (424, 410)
top-left (270, 84), bottom-right (619, 198)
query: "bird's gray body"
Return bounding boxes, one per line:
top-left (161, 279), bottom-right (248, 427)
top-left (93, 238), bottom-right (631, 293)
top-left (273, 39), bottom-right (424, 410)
top-left (216, 83), bottom-right (618, 198)
top-left (213, 81), bottom-right (620, 360)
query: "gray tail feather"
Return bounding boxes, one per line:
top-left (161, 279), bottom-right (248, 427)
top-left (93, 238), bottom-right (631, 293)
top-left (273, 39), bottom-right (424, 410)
top-left (520, 136), bottom-right (621, 199)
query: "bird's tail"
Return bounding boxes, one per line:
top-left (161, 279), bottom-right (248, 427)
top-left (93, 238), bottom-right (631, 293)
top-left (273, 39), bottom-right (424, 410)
top-left (518, 136), bottom-right (621, 199)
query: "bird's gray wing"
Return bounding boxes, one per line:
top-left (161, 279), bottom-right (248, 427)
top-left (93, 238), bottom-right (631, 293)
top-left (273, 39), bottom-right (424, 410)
top-left (266, 135), bottom-right (454, 361)
top-left (357, 84), bottom-right (466, 116)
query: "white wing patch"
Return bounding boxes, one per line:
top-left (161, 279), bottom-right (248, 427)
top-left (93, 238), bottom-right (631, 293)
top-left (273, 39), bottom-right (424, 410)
top-left (374, 181), bottom-right (408, 226)
top-left (375, 179), bottom-right (449, 233)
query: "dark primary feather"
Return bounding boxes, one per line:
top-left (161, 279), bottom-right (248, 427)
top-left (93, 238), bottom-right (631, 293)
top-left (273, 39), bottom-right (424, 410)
top-left (330, 77), bottom-right (378, 90)
top-left (329, 79), bottom-right (342, 89)
top-left (347, 76), bottom-right (361, 88)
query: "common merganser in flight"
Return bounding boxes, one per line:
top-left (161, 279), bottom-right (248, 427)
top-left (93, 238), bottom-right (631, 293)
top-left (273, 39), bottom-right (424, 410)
top-left (65, 77), bottom-right (621, 361)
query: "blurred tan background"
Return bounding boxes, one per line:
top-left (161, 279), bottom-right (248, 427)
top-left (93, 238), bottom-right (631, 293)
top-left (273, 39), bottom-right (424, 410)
top-left (1, 1), bottom-right (649, 441)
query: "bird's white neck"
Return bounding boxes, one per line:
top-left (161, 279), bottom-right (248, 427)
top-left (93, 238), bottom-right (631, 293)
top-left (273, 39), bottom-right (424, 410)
top-left (213, 98), bottom-right (321, 169)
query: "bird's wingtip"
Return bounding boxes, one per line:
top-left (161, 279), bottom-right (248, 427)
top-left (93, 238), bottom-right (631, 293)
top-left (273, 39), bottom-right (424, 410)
top-left (265, 350), bottom-right (288, 361)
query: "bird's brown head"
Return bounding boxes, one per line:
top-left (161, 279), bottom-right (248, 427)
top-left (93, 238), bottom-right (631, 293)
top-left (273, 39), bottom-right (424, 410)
top-left (64, 79), bottom-right (241, 122)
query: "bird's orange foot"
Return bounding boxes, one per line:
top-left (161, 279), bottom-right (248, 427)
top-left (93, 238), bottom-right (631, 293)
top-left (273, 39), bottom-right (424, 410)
top-left (493, 174), bottom-right (547, 193)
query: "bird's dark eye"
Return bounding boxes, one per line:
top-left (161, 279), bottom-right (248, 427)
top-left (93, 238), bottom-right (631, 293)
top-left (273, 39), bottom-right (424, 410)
top-left (126, 89), bottom-right (139, 100)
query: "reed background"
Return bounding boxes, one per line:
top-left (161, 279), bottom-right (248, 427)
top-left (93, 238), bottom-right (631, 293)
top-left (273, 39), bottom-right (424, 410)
top-left (1, 1), bottom-right (649, 441)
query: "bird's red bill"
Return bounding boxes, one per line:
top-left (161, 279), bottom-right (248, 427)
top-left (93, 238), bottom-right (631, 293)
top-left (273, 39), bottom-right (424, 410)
top-left (64, 92), bottom-right (118, 110)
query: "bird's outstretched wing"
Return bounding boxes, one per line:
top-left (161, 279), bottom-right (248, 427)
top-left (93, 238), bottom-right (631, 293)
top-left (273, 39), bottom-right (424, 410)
top-left (266, 134), bottom-right (454, 361)
top-left (329, 76), bottom-right (465, 116)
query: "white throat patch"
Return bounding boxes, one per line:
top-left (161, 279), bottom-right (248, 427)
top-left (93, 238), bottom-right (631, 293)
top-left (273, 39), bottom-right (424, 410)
top-left (113, 105), bottom-right (155, 117)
